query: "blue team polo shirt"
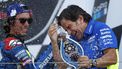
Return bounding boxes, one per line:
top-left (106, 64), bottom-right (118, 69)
top-left (70, 20), bottom-right (118, 69)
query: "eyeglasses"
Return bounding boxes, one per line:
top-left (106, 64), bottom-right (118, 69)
top-left (15, 18), bottom-right (33, 24)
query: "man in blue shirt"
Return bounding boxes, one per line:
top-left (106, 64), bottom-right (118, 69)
top-left (48, 5), bottom-right (118, 69)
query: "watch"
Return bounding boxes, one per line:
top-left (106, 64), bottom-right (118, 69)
top-left (91, 59), bottom-right (97, 67)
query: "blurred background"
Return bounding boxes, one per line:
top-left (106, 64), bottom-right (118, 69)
top-left (0, 0), bottom-right (122, 68)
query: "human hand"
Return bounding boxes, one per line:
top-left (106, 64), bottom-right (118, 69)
top-left (48, 23), bottom-right (58, 43)
top-left (22, 59), bottom-right (32, 66)
top-left (78, 56), bottom-right (92, 68)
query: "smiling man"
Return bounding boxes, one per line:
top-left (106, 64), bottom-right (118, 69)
top-left (48, 5), bottom-right (119, 69)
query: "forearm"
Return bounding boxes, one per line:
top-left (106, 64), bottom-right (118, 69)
top-left (51, 41), bottom-right (61, 61)
top-left (48, 23), bottom-right (68, 68)
top-left (51, 41), bottom-right (67, 68)
top-left (94, 49), bottom-right (117, 67)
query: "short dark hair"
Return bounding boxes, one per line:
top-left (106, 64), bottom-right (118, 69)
top-left (4, 16), bottom-right (15, 33)
top-left (57, 5), bottom-right (92, 25)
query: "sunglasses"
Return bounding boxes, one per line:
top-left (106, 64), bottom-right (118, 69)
top-left (15, 18), bottom-right (33, 24)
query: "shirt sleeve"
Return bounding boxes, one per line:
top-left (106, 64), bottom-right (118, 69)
top-left (96, 23), bottom-right (118, 51)
top-left (3, 37), bottom-right (32, 65)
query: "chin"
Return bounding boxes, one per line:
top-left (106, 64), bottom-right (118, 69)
top-left (76, 35), bottom-right (83, 41)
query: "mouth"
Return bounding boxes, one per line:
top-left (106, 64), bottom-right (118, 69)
top-left (23, 28), bottom-right (28, 32)
top-left (21, 27), bottom-right (28, 33)
top-left (72, 31), bottom-right (79, 39)
top-left (75, 30), bottom-right (83, 40)
top-left (75, 32), bottom-right (79, 38)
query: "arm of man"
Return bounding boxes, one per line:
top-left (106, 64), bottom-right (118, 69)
top-left (96, 48), bottom-right (117, 67)
top-left (48, 23), bottom-right (68, 69)
top-left (51, 41), bottom-right (67, 69)
top-left (4, 37), bottom-right (32, 66)
top-left (78, 22), bottom-right (118, 68)
top-left (96, 23), bottom-right (118, 68)
top-left (78, 48), bottom-right (117, 68)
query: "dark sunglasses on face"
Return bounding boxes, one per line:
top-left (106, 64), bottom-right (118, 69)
top-left (15, 18), bottom-right (33, 24)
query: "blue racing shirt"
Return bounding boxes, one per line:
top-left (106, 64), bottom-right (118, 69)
top-left (70, 19), bottom-right (118, 69)
top-left (0, 35), bottom-right (35, 69)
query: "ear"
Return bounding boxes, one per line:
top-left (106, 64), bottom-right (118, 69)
top-left (76, 15), bottom-right (84, 24)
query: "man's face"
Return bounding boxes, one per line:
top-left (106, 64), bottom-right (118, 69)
top-left (11, 13), bottom-right (32, 36)
top-left (60, 18), bottom-right (87, 40)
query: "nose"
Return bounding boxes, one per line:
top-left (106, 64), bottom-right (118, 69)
top-left (24, 21), bottom-right (30, 26)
